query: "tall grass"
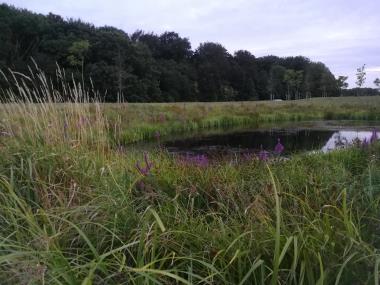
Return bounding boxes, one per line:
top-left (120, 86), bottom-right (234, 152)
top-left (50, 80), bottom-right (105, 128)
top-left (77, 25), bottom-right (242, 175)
top-left (0, 67), bottom-right (379, 284)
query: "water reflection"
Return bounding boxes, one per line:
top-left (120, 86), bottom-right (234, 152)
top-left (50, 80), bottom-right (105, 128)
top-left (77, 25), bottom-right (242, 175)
top-left (164, 127), bottom-right (379, 156)
top-left (322, 131), bottom-right (375, 152)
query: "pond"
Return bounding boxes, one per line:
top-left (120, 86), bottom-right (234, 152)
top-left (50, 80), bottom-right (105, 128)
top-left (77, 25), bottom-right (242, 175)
top-left (162, 120), bottom-right (380, 157)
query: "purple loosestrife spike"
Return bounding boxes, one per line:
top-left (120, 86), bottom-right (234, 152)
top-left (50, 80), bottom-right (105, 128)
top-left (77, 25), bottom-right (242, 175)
top-left (144, 152), bottom-right (153, 169)
top-left (136, 152), bottom-right (153, 176)
top-left (370, 130), bottom-right (378, 144)
top-left (274, 138), bottom-right (284, 154)
top-left (196, 154), bottom-right (208, 167)
top-left (154, 131), bottom-right (160, 140)
top-left (258, 145), bottom-right (269, 161)
top-left (258, 150), bottom-right (269, 161)
top-left (180, 153), bottom-right (209, 167)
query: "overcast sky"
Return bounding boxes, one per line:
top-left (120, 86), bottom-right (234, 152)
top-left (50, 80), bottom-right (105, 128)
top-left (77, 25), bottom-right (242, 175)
top-left (3, 0), bottom-right (380, 87)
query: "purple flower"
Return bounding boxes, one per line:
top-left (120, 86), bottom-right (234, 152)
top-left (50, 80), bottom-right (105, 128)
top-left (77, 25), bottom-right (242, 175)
top-left (370, 130), bottom-right (378, 144)
top-left (180, 153), bottom-right (209, 167)
top-left (274, 138), bottom-right (284, 154)
top-left (154, 131), bottom-right (161, 140)
top-left (194, 154), bottom-right (209, 167)
top-left (258, 146), bottom-right (269, 161)
top-left (136, 152), bottom-right (154, 176)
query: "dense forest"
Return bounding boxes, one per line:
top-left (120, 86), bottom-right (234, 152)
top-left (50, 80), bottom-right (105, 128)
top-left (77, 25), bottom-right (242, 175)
top-left (0, 4), bottom-right (369, 102)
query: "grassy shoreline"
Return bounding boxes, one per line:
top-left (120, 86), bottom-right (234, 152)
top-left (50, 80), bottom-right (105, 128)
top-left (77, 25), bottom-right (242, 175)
top-left (0, 138), bottom-right (379, 284)
top-left (104, 97), bottom-right (380, 143)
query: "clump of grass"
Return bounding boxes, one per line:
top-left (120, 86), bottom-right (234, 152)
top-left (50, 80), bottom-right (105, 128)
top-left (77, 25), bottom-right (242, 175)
top-left (0, 64), bottom-right (110, 151)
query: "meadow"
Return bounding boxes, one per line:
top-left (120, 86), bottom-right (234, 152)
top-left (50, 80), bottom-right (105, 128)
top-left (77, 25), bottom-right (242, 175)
top-left (0, 71), bottom-right (380, 284)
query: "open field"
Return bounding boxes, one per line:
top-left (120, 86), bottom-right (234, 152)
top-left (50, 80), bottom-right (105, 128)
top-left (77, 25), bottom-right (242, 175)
top-left (0, 94), bottom-right (380, 284)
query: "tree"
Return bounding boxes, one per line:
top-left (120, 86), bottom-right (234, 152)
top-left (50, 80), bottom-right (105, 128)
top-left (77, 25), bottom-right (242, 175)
top-left (0, 3), bottom-right (341, 102)
top-left (374, 78), bottom-right (380, 93)
top-left (336, 76), bottom-right (348, 96)
top-left (355, 64), bottom-right (366, 96)
top-left (67, 40), bottom-right (90, 87)
top-left (268, 65), bottom-right (286, 100)
top-left (231, 50), bottom-right (258, 100)
top-left (193, 42), bottom-right (232, 101)
top-left (283, 69), bottom-right (303, 100)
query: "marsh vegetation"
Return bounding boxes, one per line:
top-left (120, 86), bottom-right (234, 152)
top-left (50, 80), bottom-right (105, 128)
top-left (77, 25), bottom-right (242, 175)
top-left (0, 68), bottom-right (379, 284)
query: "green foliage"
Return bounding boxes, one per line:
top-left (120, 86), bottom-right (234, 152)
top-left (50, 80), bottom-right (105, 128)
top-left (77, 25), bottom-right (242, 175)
top-left (356, 64), bottom-right (367, 88)
top-left (67, 40), bottom-right (89, 67)
top-left (0, 3), bottom-right (343, 102)
top-left (374, 78), bottom-right (380, 90)
top-left (337, 76), bottom-right (349, 96)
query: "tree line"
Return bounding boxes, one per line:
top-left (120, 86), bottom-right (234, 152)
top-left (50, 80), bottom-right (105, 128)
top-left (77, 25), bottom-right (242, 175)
top-left (0, 4), bottom-right (377, 102)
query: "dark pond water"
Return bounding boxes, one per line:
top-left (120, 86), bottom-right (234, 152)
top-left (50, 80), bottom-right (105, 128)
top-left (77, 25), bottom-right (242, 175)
top-left (163, 121), bottom-right (380, 156)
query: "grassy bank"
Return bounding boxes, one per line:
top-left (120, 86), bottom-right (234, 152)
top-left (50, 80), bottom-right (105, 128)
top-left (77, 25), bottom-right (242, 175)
top-left (105, 97), bottom-right (380, 143)
top-left (1, 96), bottom-right (380, 146)
top-left (0, 138), bottom-right (380, 284)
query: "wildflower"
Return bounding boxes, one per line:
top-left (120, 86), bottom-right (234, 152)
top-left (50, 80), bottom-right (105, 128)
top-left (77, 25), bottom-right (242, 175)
top-left (370, 130), bottom-right (378, 144)
top-left (274, 138), bottom-right (284, 154)
top-left (154, 131), bottom-right (160, 140)
top-left (194, 154), bottom-right (208, 167)
top-left (258, 146), bottom-right (269, 161)
top-left (180, 153), bottom-right (209, 167)
top-left (135, 152), bottom-right (153, 176)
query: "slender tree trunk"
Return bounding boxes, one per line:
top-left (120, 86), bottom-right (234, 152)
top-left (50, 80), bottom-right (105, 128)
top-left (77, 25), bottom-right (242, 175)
top-left (81, 57), bottom-right (85, 97)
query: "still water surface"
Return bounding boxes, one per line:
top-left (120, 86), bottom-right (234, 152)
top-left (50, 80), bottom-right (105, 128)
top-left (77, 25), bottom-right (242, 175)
top-left (163, 121), bottom-right (380, 155)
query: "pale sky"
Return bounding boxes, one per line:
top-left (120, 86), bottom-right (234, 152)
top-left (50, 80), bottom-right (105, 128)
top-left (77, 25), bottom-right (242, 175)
top-left (3, 0), bottom-right (380, 88)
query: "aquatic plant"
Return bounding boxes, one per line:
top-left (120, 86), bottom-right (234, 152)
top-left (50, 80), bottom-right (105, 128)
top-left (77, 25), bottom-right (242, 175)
top-left (258, 146), bottom-right (269, 161)
top-left (274, 138), bottom-right (284, 154)
top-left (135, 152), bottom-right (154, 176)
